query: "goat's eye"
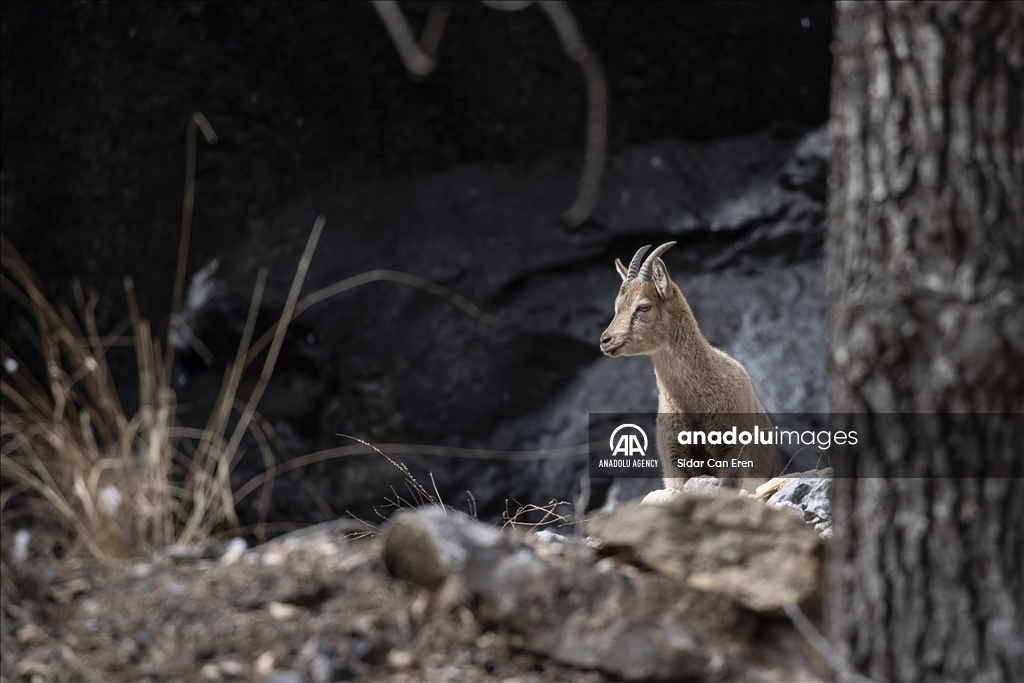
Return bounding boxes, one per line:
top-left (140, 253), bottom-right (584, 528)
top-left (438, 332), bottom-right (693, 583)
top-left (637, 304), bottom-right (651, 313)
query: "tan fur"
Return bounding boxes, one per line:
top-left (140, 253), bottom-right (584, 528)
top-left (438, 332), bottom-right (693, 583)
top-left (600, 255), bottom-right (777, 489)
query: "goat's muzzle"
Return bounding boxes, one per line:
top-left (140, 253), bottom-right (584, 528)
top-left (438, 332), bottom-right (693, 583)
top-left (600, 334), bottom-right (622, 355)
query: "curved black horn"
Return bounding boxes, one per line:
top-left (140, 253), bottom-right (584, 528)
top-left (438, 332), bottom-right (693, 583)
top-left (626, 245), bottom-right (651, 280)
top-left (637, 241), bottom-right (677, 281)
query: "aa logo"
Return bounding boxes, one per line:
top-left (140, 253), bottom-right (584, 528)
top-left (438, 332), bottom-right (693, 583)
top-left (609, 424), bottom-right (648, 457)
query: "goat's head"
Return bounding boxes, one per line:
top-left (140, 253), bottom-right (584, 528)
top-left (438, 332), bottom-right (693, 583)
top-left (599, 242), bottom-right (680, 357)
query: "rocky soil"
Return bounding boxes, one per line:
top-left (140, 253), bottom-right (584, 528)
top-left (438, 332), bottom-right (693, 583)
top-left (2, 521), bottom-right (610, 683)
top-left (2, 483), bottom-right (835, 683)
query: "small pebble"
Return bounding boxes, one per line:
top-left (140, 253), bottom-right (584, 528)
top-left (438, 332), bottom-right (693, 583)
top-left (11, 529), bottom-right (31, 565)
top-left (309, 655), bottom-right (339, 683)
top-left (220, 660), bottom-right (245, 677)
top-left (200, 662), bottom-right (221, 681)
top-left (533, 529), bottom-right (567, 543)
top-left (16, 622), bottom-right (40, 644)
top-left (268, 602), bottom-right (299, 621)
top-left (261, 545), bottom-right (286, 566)
top-left (131, 563), bottom-right (152, 578)
top-left (255, 650), bottom-right (276, 675)
top-left (387, 649), bottom-right (416, 670)
top-left (220, 538), bottom-right (248, 565)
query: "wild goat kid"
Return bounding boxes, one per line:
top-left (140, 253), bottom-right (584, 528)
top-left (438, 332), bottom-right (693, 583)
top-left (600, 242), bottom-right (777, 492)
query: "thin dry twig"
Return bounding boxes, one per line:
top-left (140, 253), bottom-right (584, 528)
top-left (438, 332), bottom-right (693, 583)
top-left (223, 215), bottom-right (323, 459)
top-left (783, 600), bottom-right (879, 683)
top-left (533, 0), bottom-right (607, 226)
top-left (231, 441), bottom-right (592, 504)
top-left (243, 268), bottom-right (500, 368)
top-left (375, 0), bottom-right (606, 227)
top-left (372, 0), bottom-right (452, 76)
top-left (255, 413), bottom-right (338, 521)
top-left (572, 472), bottom-right (589, 533)
top-left (179, 214), bottom-right (326, 545)
top-left (503, 498), bottom-right (572, 530)
top-left (166, 112), bottom-right (217, 372)
top-left (337, 434), bottom-right (440, 507)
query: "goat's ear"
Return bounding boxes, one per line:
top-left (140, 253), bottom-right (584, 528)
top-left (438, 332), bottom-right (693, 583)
top-left (614, 258), bottom-right (629, 282)
top-left (652, 258), bottom-right (672, 298)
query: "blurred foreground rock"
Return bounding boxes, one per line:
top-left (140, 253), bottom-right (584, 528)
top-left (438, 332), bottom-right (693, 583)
top-left (384, 503), bottom-right (826, 682)
top-left (1, 520), bottom-right (617, 683)
top-left (2, 495), bottom-right (829, 683)
top-left (585, 492), bottom-right (822, 614)
top-left (386, 508), bottom-right (749, 681)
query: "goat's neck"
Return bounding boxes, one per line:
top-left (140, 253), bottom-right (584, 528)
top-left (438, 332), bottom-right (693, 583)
top-left (649, 302), bottom-right (714, 410)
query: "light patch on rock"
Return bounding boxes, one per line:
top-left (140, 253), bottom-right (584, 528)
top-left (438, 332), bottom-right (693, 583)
top-left (387, 649), bottom-right (416, 670)
top-left (98, 485), bottom-right (123, 517)
top-left (268, 602), bottom-right (299, 621)
top-left (219, 537), bottom-right (248, 565)
top-left (10, 529), bottom-right (30, 566)
top-left (185, 258), bottom-right (221, 319)
top-left (639, 488), bottom-right (681, 505)
top-left (173, 257), bottom-right (221, 349)
top-left (254, 650), bottom-right (276, 676)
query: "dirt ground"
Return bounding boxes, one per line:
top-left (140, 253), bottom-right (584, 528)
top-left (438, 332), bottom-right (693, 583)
top-left (1, 522), bottom-right (615, 683)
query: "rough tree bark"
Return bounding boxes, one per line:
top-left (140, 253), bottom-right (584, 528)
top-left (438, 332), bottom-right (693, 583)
top-left (826, 2), bottom-right (1023, 682)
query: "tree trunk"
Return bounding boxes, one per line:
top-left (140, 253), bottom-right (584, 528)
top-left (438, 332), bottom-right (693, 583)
top-left (826, 2), bottom-right (1024, 681)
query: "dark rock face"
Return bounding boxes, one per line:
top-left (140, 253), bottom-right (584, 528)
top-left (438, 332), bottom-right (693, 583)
top-left (181, 127), bottom-right (830, 524)
top-left (1, 2), bottom-right (832, 526)
top-left (1, 1), bottom-right (831, 325)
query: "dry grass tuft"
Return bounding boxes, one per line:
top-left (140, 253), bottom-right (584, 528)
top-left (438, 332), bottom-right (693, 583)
top-left (2, 233), bottom-right (190, 558)
top-left (0, 220), bottom-right (323, 558)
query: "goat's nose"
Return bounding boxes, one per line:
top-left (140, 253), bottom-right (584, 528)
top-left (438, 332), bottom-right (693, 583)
top-left (600, 335), bottom-right (613, 346)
